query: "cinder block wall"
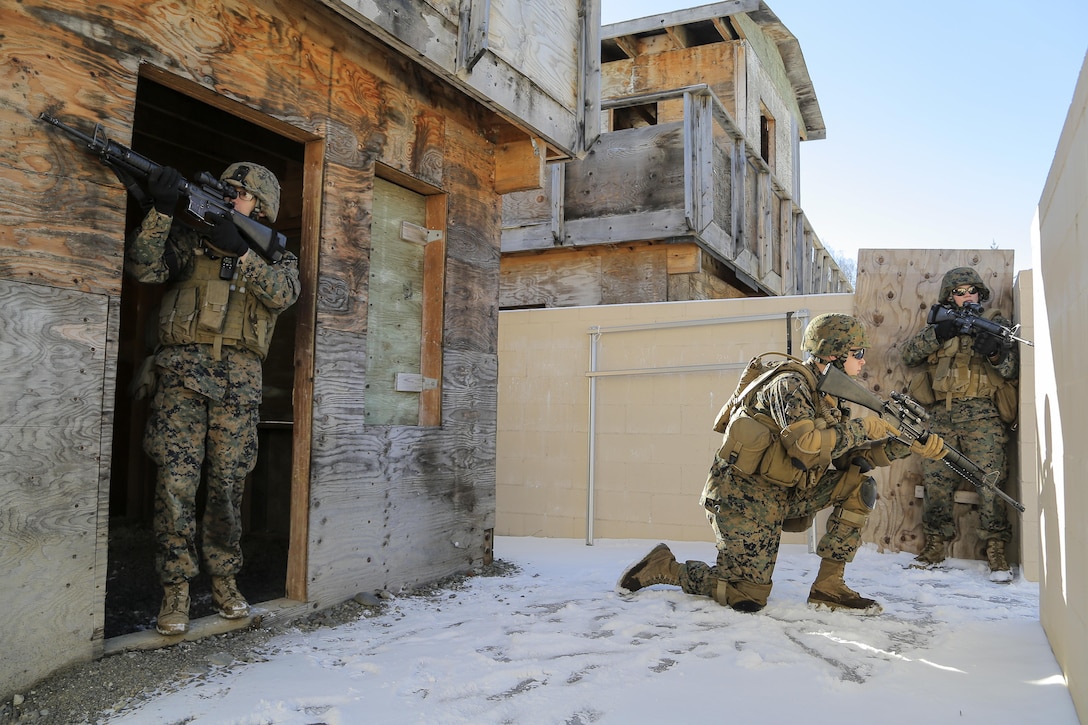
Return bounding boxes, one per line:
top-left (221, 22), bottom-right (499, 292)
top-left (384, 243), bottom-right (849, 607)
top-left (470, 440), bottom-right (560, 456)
top-left (496, 294), bottom-right (854, 544)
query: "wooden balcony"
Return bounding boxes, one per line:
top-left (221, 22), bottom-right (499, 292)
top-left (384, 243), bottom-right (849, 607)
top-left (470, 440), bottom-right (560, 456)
top-left (502, 84), bottom-right (852, 296)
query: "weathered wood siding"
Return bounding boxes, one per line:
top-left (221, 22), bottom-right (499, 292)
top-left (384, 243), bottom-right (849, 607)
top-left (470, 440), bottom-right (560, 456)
top-left (602, 42), bottom-right (740, 121)
top-left (0, 279), bottom-right (118, 692)
top-left (317, 0), bottom-right (600, 159)
top-left (1, 0), bottom-right (516, 696)
top-left (854, 249), bottom-right (1019, 560)
top-left (500, 242), bottom-right (748, 308)
top-left (501, 5), bottom-right (849, 303)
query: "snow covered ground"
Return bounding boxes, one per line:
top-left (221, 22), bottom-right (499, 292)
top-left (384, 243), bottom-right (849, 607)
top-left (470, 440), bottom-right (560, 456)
top-left (105, 537), bottom-right (1078, 724)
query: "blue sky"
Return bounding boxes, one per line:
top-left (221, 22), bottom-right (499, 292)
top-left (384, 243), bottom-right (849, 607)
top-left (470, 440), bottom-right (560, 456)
top-left (600, 1), bottom-right (1088, 273)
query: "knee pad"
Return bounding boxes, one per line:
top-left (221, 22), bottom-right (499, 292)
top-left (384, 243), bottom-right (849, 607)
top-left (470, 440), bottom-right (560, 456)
top-left (713, 578), bottom-right (771, 612)
top-left (860, 476), bottom-right (877, 510)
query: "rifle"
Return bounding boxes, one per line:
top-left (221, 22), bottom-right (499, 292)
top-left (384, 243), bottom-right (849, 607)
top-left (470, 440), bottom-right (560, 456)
top-left (928, 302), bottom-right (1033, 347)
top-left (39, 113), bottom-right (287, 263)
top-left (818, 363), bottom-right (1025, 513)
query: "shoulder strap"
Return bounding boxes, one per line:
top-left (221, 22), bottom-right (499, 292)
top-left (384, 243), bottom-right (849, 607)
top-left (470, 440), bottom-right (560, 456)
top-left (738, 354), bottom-right (822, 426)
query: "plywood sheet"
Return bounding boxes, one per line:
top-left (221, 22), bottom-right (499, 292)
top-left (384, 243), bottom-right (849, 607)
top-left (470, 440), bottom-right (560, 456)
top-left (855, 248), bottom-right (1017, 560)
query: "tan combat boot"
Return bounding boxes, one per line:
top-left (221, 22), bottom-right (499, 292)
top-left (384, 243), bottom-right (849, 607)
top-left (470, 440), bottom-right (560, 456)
top-left (807, 559), bottom-right (882, 615)
top-left (211, 575), bottom-right (250, 619)
top-left (986, 539), bottom-right (1013, 583)
top-left (911, 533), bottom-right (948, 569)
top-left (156, 581), bottom-right (191, 636)
top-left (617, 543), bottom-right (681, 593)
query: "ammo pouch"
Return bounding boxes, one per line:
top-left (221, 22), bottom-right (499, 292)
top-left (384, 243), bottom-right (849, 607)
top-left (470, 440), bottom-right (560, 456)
top-left (992, 378), bottom-right (1018, 425)
top-left (717, 413), bottom-right (808, 488)
top-left (717, 415), bottom-right (771, 476)
top-left (907, 369), bottom-right (936, 406)
top-left (156, 255), bottom-right (277, 360)
top-left (198, 279), bottom-right (232, 333)
top-left (782, 514), bottom-right (815, 533)
top-left (759, 435), bottom-right (806, 487)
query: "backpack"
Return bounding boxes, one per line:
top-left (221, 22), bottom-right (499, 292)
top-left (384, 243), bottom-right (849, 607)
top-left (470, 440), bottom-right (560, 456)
top-left (712, 353), bottom-right (818, 434)
top-left (712, 353), bottom-right (822, 486)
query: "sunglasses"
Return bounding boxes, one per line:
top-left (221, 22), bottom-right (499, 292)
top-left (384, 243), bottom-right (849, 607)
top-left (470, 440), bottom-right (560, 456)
top-left (848, 348), bottom-right (866, 360)
top-left (951, 286), bottom-right (978, 297)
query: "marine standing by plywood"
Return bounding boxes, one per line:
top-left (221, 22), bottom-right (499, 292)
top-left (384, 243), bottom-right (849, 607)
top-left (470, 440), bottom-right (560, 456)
top-left (900, 267), bottom-right (1018, 582)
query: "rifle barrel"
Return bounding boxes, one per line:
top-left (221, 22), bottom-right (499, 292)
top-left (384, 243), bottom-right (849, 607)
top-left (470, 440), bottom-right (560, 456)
top-left (39, 113), bottom-right (96, 147)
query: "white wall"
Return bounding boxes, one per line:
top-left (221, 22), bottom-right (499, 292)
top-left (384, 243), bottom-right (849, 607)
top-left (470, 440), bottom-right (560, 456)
top-left (1034, 51), bottom-right (1088, 724)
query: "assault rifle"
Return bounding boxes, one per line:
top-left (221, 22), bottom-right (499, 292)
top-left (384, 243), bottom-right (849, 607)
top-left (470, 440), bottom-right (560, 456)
top-left (818, 363), bottom-right (1025, 513)
top-left (39, 113), bottom-right (286, 263)
top-left (928, 302), bottom-right (1033, 347)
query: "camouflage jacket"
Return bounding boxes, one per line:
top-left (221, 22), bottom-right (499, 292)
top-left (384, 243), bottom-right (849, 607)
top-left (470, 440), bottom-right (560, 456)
top-left (125, 209), bottom-right (300, 400)
top-left (900, 306), bottom-right (1018, 412)
top-left (751, 361), bottom-right (911, 468)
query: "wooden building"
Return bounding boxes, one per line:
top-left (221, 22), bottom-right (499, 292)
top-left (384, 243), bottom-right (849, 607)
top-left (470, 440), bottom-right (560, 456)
top-left (0, 0), bottom-right (599, 696)
top-left (500, 0), bottom-right (851, 309)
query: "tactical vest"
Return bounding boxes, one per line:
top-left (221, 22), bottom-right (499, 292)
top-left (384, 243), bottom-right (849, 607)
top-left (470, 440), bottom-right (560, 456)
top-left (709, 356), bottom-right (838, 490)
top-left (928, 312), bottom-right (1007, 410)
top-left (157, 250), bottom-right (279, 360)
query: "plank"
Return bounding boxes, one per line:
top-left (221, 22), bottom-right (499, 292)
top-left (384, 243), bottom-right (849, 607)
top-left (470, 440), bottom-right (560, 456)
top-left (0, 279), bottom-right (109, 689)
top-left (487, 0), bottom-right (581, 109)
top-left (564, 123), bottom-right (687, 220)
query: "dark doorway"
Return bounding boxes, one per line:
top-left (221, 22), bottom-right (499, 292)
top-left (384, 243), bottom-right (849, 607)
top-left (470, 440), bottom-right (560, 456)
top-left (106, 77), bottom-right (305, 638)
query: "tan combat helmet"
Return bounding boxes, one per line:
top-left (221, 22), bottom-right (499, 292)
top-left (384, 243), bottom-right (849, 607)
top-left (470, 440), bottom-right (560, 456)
top-left (938, 267), bottom-right (991, 303)
top-left (802, 313), bottom-right (870, 361)
top-left (220, 162), bottom-right (281, 223)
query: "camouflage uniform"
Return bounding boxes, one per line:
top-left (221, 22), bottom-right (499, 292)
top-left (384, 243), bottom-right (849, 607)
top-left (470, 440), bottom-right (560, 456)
top-left (615, 313), bottom-right (943, 611)
top-left (126, 208), bottom-right (300, 585)
top-left (900, 269), bottom-right (1017, 548)
top-left (680, 359), bottom-right (911, 606)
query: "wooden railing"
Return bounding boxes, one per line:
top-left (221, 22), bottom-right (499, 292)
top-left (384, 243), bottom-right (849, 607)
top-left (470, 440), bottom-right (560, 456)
top-left (501, 84), bottom-right (853, 295)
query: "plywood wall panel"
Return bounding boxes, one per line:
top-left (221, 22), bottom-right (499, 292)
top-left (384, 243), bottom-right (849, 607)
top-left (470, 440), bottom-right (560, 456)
top-left (0, 279), bottom-right (110, 689)
top-left (855, 248), bottom-right (1017, 560)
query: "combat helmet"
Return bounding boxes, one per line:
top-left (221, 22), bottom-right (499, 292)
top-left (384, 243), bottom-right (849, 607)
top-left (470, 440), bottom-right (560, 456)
top-left (938, 267), bottom-right (990, 303)
top-left (220, 162), bottom-right (281, 223)
top-left (802, 313), bottom-right (870, 361)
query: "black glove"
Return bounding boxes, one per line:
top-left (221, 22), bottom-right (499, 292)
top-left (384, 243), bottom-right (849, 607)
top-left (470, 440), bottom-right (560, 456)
top-left (148, 166), bottom-right (181, 215)
top-left (972, 333), bottom-right (1001, 359)
top-left (205, 214), bottom-right (248, 257)
top-left (934, 320), bottom-right (959, 343)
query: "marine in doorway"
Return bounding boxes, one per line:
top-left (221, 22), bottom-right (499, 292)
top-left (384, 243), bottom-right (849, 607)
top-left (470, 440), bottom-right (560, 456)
top-left (125, 162), bottom-right (300, 635)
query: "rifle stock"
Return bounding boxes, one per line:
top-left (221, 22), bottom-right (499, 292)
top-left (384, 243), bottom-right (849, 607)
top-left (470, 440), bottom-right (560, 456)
top-left (816, 363), bottom-right (1025, 513)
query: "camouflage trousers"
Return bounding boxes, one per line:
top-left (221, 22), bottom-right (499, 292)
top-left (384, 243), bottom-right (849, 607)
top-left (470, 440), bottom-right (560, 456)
top-left (683, 460), bottom-right (867, 602)
top-left (144, 366), bottom-right (260, 585)
top-left (920, 405), bottom-right (1012, 542)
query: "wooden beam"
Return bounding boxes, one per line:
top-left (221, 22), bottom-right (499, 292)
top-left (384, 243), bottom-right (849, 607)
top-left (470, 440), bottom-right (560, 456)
top-left (457, 0), bottom-right (490, 73)
top-left (665, 24), bottom-right (695, 49)
top-left (285, 137), bottom-right (324, 604)
top-left (666, 243), bottom-right (701, 274)
top-left (495, 137), bottom-right (545, 194)
top-left (420, 193), bottom-right (447, 427)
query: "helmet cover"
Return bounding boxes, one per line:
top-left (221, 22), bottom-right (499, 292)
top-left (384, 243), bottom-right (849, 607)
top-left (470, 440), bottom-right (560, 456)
top-left (220, 162), bottom-right (281, 222)
top-left (802, 313), bottom-right (870, 360)
top-left (938, 267), bottom-right (991, 303)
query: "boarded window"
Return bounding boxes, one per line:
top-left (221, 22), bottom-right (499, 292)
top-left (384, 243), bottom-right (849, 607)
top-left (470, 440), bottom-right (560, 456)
top-left (759, 104), bottom-right (775, 169)
top-left (612, 102), bottom-right (658, 130)
top-left (366, 176), bottom-right (445, 426)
